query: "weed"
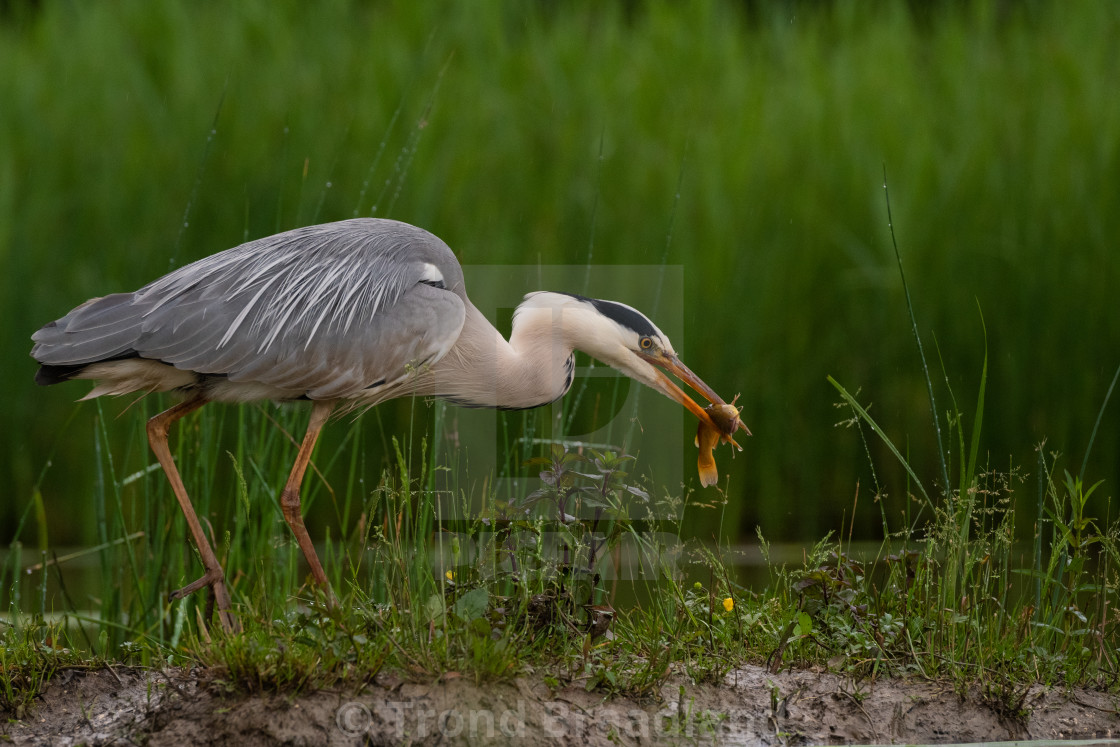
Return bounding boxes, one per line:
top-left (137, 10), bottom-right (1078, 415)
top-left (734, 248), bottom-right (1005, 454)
top-left (813, 182), bottom-right (1120, 691)
top-left (0, 620), bottom-right (90, 719)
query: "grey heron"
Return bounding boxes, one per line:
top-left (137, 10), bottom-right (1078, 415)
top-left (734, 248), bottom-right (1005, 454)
top-left (31, 218), bottom-right (747, 632)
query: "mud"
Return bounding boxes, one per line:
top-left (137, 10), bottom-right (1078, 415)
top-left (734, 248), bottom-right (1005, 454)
top-left (4, 664), bottom-right (1118, 745)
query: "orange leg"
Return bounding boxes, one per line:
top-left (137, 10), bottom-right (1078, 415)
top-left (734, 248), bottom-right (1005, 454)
top-left (279, 400), bottom-right (336, 602)
top-left (147, 396), bottom-right (239, 633)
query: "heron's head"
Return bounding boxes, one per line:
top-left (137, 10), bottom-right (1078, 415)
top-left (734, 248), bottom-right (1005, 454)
top-left (516, 292), bottom-right (750, 435)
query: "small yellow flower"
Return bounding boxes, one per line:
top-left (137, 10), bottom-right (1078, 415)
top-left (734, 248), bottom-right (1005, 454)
top-left (722, 597), bottom-right (734, 613)
top-left (445, 570), bottom-right (455, 581)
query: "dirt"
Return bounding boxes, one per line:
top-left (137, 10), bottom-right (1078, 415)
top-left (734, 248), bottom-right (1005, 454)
top-left (3, 664), bottom-right (1118, 746)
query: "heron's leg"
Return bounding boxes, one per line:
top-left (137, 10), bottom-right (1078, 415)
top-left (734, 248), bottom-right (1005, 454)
top-left (279, 400), bottom-right (336, 600)
top-left (147, 396), bottom-right (239, 634)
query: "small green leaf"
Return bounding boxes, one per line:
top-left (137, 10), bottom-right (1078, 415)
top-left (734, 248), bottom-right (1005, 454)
top-left (426, 594), bottom-right (446, 621)
top-left (469, 617), bottom-right (492, 637)
top-left (454, 588), bottom-right (490, 622)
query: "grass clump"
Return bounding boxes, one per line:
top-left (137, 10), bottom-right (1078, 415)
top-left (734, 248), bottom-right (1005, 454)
top-left (797, 189), bottom-right (1120, 696)
top-left (761, 456), bottom-right (1119, 694)
top-left (1, 417), bottom-right (758, 713)
top-left (2, 406), bottom-right (1117, 719)
top-left (0, 620), bottom-right (90, 719)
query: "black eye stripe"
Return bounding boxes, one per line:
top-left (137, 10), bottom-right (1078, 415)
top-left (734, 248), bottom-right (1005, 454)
top-left (558, 293), bottom-right (659, 338)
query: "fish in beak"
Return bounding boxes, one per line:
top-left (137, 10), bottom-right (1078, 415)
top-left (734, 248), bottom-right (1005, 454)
top-left (639, 350), bottom-right (750, 486)
top-left (641, 350), bottom-right (751, 437)
top-left (695, 396), bottom-right (745, 487)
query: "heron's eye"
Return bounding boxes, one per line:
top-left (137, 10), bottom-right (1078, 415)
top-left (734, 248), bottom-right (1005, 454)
top-left (639, 336), bottom-right (654, 350)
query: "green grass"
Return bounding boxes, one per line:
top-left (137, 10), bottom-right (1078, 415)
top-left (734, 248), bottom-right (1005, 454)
top-left (817, 202), bottom-right (1120, 692)
top-left (2, 430), bottom-right (1117, 716)
top-left (2, 0), bottom-right (1119, 722)
top-left (0, 398), bottom-right (759, 711)
top-left (3, 1), bottom-right (1120, 546)
top-left (2, 339), bottom-right (1118, 716)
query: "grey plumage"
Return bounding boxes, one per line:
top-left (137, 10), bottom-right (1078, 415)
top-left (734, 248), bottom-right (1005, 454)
top-left (33, 219), bottom-right (467, 401)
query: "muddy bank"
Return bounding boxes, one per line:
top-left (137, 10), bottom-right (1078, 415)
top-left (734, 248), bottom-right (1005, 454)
top-left (4, 664), bottom-right (1118, 745)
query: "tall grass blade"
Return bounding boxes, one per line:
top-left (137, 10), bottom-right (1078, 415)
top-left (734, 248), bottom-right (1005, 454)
top-left (827, 375), bottom-right (929, 504)
top-left (1078, 361), bottom-right (1120, 484)
top-left (882, 170), bottom-right (951, 497)
top-left (1034, 447), bottom-right (1044, 617)
top-left (169, 79), bottom-right (227, 271)
top-left (963, 303), bottom-right (988, 493)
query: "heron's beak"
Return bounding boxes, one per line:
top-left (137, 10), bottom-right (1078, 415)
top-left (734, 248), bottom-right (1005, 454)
top-left (641, 351), bottom-right (752, 437)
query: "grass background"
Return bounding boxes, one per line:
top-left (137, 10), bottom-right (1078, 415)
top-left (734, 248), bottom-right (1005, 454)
top-left (2, 0), bottom-right (1119, 553)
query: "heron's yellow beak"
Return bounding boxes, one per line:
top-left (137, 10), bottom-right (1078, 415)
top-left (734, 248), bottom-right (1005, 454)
top-left (641, 351), bottom-right (752, 437)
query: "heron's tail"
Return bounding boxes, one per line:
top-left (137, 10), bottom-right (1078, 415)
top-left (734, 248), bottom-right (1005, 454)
top-left (31, 292), bottom-right (145, 382)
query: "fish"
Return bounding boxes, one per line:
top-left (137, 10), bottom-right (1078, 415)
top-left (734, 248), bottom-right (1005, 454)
top-left (694, 394), bottom-right (747, 487)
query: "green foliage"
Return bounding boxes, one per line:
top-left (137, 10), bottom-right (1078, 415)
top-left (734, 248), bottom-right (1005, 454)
top-left (759, 454), bottom-right (1119, 691)
top-left (0, 619), bottom-right (112, 719)
top-left (2, 0), bottom-right (1120, 715)
top-left (520, 444), bottom-right (649, 579)
top-left (814, 207), bottom-right (1120, 691)
top-left (4, 1), bottom-right (1120, 545)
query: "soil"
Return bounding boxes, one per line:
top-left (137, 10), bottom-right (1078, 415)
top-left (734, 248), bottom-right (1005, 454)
top-left (3, 664), bottom-right (1118, 745)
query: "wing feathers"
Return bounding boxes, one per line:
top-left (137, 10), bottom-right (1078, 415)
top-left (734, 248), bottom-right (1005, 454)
top-left (31, 219), bottom-right (467, 400)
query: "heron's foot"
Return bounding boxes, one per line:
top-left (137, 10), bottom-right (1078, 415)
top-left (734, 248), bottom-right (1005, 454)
top-left (315, 579), bottom-right (340, 609)
top-left (170, 568), bottom-right (224, 600)
top-left (170, 569), bottom-right (240, 633)
top-left (208, 589), bottom-right (241, 634)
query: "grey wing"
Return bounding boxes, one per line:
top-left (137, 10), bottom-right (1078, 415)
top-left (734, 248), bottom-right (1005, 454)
top-left (223, 282), bottom-right (465, 399)
top-left (32, 218), bottom-right (467, 399)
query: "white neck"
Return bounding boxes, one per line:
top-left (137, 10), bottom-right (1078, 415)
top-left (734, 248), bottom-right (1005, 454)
top-left (426, 301), bottom-right (577, 409)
